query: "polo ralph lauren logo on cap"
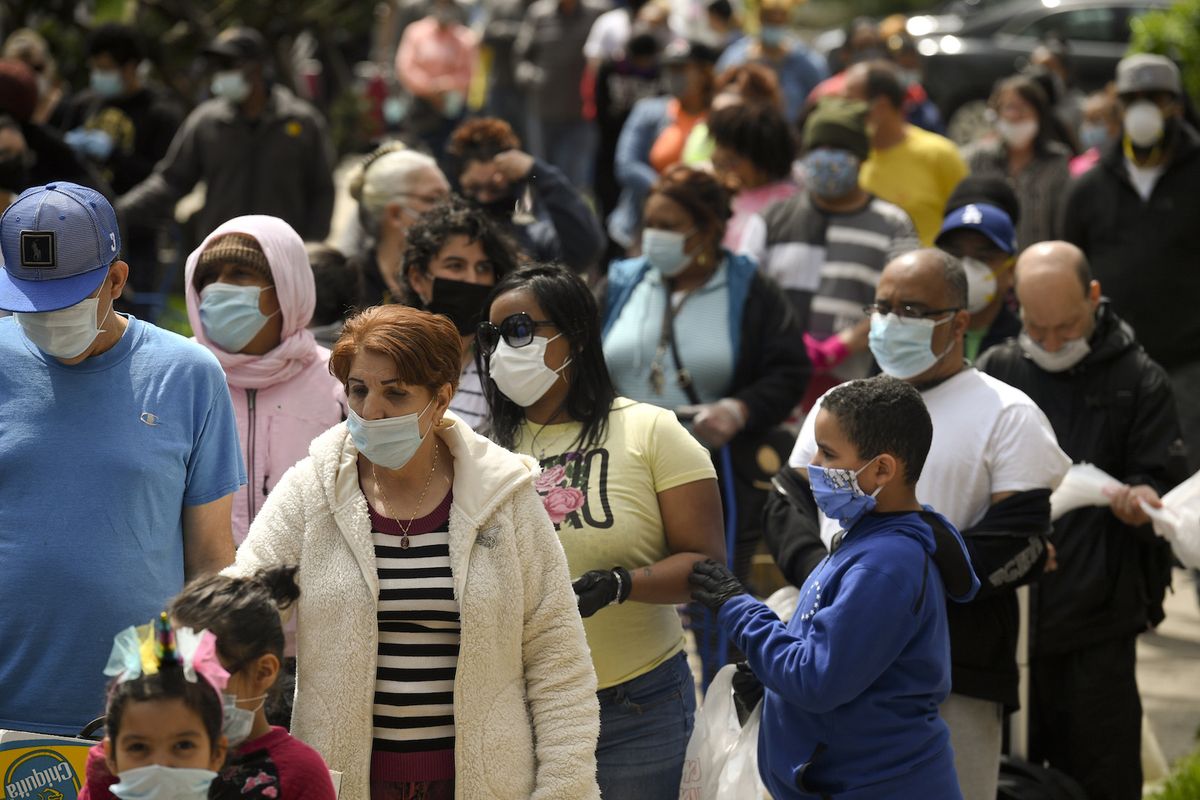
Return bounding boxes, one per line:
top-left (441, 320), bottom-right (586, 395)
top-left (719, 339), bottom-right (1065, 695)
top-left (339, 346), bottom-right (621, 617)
top-left (20, 231), bottom-right (56, 268)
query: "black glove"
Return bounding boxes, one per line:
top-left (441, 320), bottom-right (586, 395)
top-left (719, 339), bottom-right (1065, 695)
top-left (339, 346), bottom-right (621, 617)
top-left (573, 567), bottom-right (632, 618)
top-left (688, 559), bottom-right (745, 610)
top-left (731, 661), bottom-right (764, 722)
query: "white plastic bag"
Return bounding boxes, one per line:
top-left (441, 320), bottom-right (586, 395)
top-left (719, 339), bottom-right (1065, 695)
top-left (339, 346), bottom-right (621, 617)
top-left (1139, 469), bottom-right (1200, 569)
top-left (678, 664), bottom-right (766, 800)
top-left (1050, 463), bottom-right (1124, 521)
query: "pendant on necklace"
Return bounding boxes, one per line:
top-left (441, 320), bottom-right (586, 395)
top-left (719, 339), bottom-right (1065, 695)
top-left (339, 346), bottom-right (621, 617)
top-left (399, 534), bottom-right (410, 550)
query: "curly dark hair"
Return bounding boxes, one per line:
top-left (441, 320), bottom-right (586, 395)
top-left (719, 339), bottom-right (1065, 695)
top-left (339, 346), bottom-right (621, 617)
top-left (649, 165), bottom-right (734, 243)
top-left (708, 102), bottom-right (797, 182)
top-left (446, 118), bottom-right (522, 172)
top-left (401, 194), bottom-right (522, 299)
top-left (821, 375), bottom-right (933, 485)
top-left (88, 23), bottom-right (144, 66)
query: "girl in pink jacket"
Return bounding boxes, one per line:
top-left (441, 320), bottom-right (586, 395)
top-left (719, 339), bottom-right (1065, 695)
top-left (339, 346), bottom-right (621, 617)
top-left (185, 215), bottom-right (346, 545)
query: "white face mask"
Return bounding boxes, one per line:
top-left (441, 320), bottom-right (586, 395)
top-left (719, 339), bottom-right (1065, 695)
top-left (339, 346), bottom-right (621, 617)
top-left (110, 765), bottom-right (217, 800)
top-left (961, 257), bottom-right (998, 313)
top-left (996, 118), bottom-right (1038, 149)
top-left (642, 228), bottom-right (691, 277)
top-left (222, 691), bottom-right (268, 748)
top-left (1124, 100), bottom-right (1165, 148)
top-left (211, 70), bottom-right (250, 103)
top-left (488, 334), bottom-right (572, 408)
top-left (15, 295), bottom-right (112, 359)
top-left (1018, 331), bottom-right (1090, 373)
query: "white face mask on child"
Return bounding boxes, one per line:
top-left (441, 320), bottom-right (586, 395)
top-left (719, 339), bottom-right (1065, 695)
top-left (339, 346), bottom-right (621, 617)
top-left (110, 765), bottom-right (218, 800)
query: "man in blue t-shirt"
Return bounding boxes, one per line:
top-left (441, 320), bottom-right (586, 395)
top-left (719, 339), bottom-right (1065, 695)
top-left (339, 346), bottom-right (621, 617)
top-left (0, 182), bottom-right (245, 734)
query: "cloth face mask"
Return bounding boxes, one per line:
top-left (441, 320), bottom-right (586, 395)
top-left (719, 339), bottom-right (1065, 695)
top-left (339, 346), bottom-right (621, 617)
top-left (642, 228), bottom-right (691, 277)
top-left (807, 458), bottom-right (882, 531)
top-left (347, 396), bottom-right (435, 471)
top-left (868, 311), bottom-right (955, 380)
top-left (16, 295), bottom-right (112, 359)
top-left (802, 149), bottom-right (861, 199)
top-left (1018, 331), bottom-right (1091, 373)
top-left (199, 282), bottom-right (278, 354)
top-left (962, 257), bottom-right (999, 313)
top-left (427, 277), bottom-right (494, 336)
top-left (110, 765), bottom-right (218, 800)
top-left (488, 334), bottom-right (571, 407)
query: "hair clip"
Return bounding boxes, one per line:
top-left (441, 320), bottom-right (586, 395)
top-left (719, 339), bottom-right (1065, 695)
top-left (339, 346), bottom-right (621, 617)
top-left (104, 613), bottom-right (229, 697)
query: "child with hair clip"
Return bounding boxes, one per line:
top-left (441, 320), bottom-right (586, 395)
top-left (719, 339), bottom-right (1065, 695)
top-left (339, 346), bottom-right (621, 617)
top-left (83, 569), bottom-right (335, 800)
top-left (85, 613), bottom-right (230, 800)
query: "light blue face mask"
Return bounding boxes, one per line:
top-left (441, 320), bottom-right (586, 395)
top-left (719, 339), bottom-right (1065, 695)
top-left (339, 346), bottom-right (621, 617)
top-left (110, 765), bottom-right (217, 800)
top-left (642, 228), bottom-right (693, 277)
top-left (222, 691), bottom-right (267, 747)
top-left (760, 25), bottom-right (788, 48)
top-left (346, 397), bottom-right (435, 470)
top-left (807, 458), bottom-right (881, 531)
top-left (90, 68), bottom-right (124, 99)
top-left (199, 282), bottom-right (278, 354)
top-left (868, 311), bottom-right (955, 380)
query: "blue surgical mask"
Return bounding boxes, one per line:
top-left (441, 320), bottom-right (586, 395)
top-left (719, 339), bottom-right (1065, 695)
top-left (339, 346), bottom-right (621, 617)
top-left (90, 68), bottom-right (124, 99)
top-left (760, 25), bottom-right (788, 48)
top-left (110, 765), bottom-right (217, 800)
top-left (346, 397), bottom-right (435, 470)
top-left (803, 149), bottom-right (860, 199)
top-left (642, 228), bottom-right (692, 277)
top-left (211, 70), bottom-right (250, 103)
top-left (199, 282), bottom-right (277, 354)
top-left (1079, 121), bottom-right (1111, 151)
top-left (868, 311), bottom-right (955, 380)
top-left (807, 458), bottom-right (881, 531)
top-left (222, 691), bottom-right (268, 748)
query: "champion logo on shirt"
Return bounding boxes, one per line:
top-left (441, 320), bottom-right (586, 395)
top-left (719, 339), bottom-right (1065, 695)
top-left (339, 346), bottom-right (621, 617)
top-left (140, 411), bottom-right (161, 426)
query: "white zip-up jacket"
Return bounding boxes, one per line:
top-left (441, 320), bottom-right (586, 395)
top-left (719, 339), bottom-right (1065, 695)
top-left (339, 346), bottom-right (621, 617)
top-left (227, 414), bottom-right (601, 800)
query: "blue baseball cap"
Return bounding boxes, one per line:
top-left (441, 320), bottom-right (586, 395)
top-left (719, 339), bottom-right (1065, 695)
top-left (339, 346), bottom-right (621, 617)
top-left (0, 182), bottom-right (122, 312)
top-left (935, 202), bottom-right (1017, 256)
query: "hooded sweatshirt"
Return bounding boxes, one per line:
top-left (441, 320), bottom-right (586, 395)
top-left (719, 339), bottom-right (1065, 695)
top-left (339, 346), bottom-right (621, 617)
top-left (185, 216), bottom-right (345, 543)
top-left (719, 508), bottom-right (978, 799)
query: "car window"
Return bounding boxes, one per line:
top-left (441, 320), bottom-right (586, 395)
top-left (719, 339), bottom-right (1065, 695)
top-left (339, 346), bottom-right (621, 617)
top-left (1014, 6), bottom-right (1122, 42)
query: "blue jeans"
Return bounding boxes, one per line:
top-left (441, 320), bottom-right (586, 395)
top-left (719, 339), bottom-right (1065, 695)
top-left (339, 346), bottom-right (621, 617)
top-left (596, 651), bottom-right (696, 799)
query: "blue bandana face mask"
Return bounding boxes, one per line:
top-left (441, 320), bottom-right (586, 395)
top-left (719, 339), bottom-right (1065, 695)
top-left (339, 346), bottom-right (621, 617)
top-left (807, 458), bottom-right (881, 531)
top-left (199, 282), bottom-right (278, 354)
top-left (803, 149), bottom-right (861, 199)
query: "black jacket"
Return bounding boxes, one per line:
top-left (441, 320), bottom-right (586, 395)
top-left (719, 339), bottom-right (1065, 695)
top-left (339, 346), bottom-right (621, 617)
top-left (1060, 122), bottom-right (1200, 370)
top-left (977, 302), bottom-right (1183, 657)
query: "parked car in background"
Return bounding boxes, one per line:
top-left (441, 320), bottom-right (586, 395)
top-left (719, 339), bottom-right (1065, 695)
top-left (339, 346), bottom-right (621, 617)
top-left (910, 0), bottom-right (1170, 141)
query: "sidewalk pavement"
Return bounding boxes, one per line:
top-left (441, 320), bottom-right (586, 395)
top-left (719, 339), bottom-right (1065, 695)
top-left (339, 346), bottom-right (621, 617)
top-left (1139, 569), bottom-right (1200, 769)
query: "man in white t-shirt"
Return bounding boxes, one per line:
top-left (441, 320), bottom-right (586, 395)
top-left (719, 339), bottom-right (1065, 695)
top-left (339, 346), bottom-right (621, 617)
top-left (784, 249), bottom-right (1070, 800)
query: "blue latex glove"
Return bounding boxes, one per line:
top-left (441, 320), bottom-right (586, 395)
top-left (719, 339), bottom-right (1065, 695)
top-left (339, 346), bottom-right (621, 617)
top-left (64, 129), bottom-right (114, 161)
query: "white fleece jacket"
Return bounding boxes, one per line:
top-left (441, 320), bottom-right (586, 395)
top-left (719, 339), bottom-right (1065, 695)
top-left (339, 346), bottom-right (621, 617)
top-left (227, 414), bottom-right (601, 800)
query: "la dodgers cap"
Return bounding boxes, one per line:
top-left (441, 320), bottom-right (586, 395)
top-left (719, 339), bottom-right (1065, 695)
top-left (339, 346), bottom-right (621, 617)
top-left (0, 182), bottom-right (122, 312)
top-left (935, 202), bottom-right (1017, 256)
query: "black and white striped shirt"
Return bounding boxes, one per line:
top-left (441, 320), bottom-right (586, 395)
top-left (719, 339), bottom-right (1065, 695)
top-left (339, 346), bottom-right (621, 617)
top-left (369, 491), bottom-right (458, 782)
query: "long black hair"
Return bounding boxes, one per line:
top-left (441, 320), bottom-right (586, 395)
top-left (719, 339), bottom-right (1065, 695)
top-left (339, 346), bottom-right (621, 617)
top-left (478, 264), bottom-right (617, 454)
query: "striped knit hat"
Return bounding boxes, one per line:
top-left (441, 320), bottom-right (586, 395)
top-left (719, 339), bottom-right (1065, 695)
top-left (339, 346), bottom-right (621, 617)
top-left (193, 232), bottom-right (272, 290)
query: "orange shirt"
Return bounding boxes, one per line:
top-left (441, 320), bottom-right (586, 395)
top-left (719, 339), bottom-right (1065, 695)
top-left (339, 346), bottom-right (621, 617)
top-left (649, 100), bottom-right (705, 174)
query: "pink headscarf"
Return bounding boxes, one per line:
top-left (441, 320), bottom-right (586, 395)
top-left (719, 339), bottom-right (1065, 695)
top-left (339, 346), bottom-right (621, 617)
top-left (185, 215), bottom-right (322, 389)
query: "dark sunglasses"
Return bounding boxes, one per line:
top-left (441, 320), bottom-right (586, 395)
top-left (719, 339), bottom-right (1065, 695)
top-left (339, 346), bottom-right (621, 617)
top-left (476, 312), bottom-right (556, 355)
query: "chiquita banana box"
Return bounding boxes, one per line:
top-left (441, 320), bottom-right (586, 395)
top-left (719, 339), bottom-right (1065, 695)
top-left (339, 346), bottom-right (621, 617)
top-left (0, 731), bottom-right (93, 800)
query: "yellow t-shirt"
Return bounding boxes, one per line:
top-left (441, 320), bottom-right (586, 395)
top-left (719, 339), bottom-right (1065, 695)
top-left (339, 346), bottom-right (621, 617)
top-left (513, 398), bottom-right (717, 689)
top-left (859, 125), bottom-right (968, 246)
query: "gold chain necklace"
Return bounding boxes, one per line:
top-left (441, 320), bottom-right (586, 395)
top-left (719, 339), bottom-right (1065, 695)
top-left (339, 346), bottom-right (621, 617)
top-left (372, 442), bottom-right (440, 549)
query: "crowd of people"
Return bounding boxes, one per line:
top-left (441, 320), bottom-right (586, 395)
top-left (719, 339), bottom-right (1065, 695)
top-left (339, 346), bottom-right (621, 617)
top-left (1, 4), bottom-right (1198, 800)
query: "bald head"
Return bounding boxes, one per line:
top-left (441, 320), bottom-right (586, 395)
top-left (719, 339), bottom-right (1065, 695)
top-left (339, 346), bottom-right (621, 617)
top-left (879, 249), bottom-right (968, 310)
top-left (1016, 241), bottom-right (1100, 352)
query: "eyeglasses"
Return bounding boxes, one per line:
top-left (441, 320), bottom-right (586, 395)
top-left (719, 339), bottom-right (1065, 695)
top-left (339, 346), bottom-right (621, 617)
top-left (398, 191), bottom-right (448, 207)
top-left (476, 312), bottom-right (556, 355)
top-left (863, 303), bottom-right (959, 321)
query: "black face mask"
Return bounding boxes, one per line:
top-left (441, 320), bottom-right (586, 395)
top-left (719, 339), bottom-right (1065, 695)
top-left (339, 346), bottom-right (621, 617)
top-left (427, 277), bottom-right (494, 336)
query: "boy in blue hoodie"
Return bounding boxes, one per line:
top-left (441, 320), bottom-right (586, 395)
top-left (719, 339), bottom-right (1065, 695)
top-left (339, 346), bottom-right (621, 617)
top-left (690, 375), bottom-right (980, 799)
